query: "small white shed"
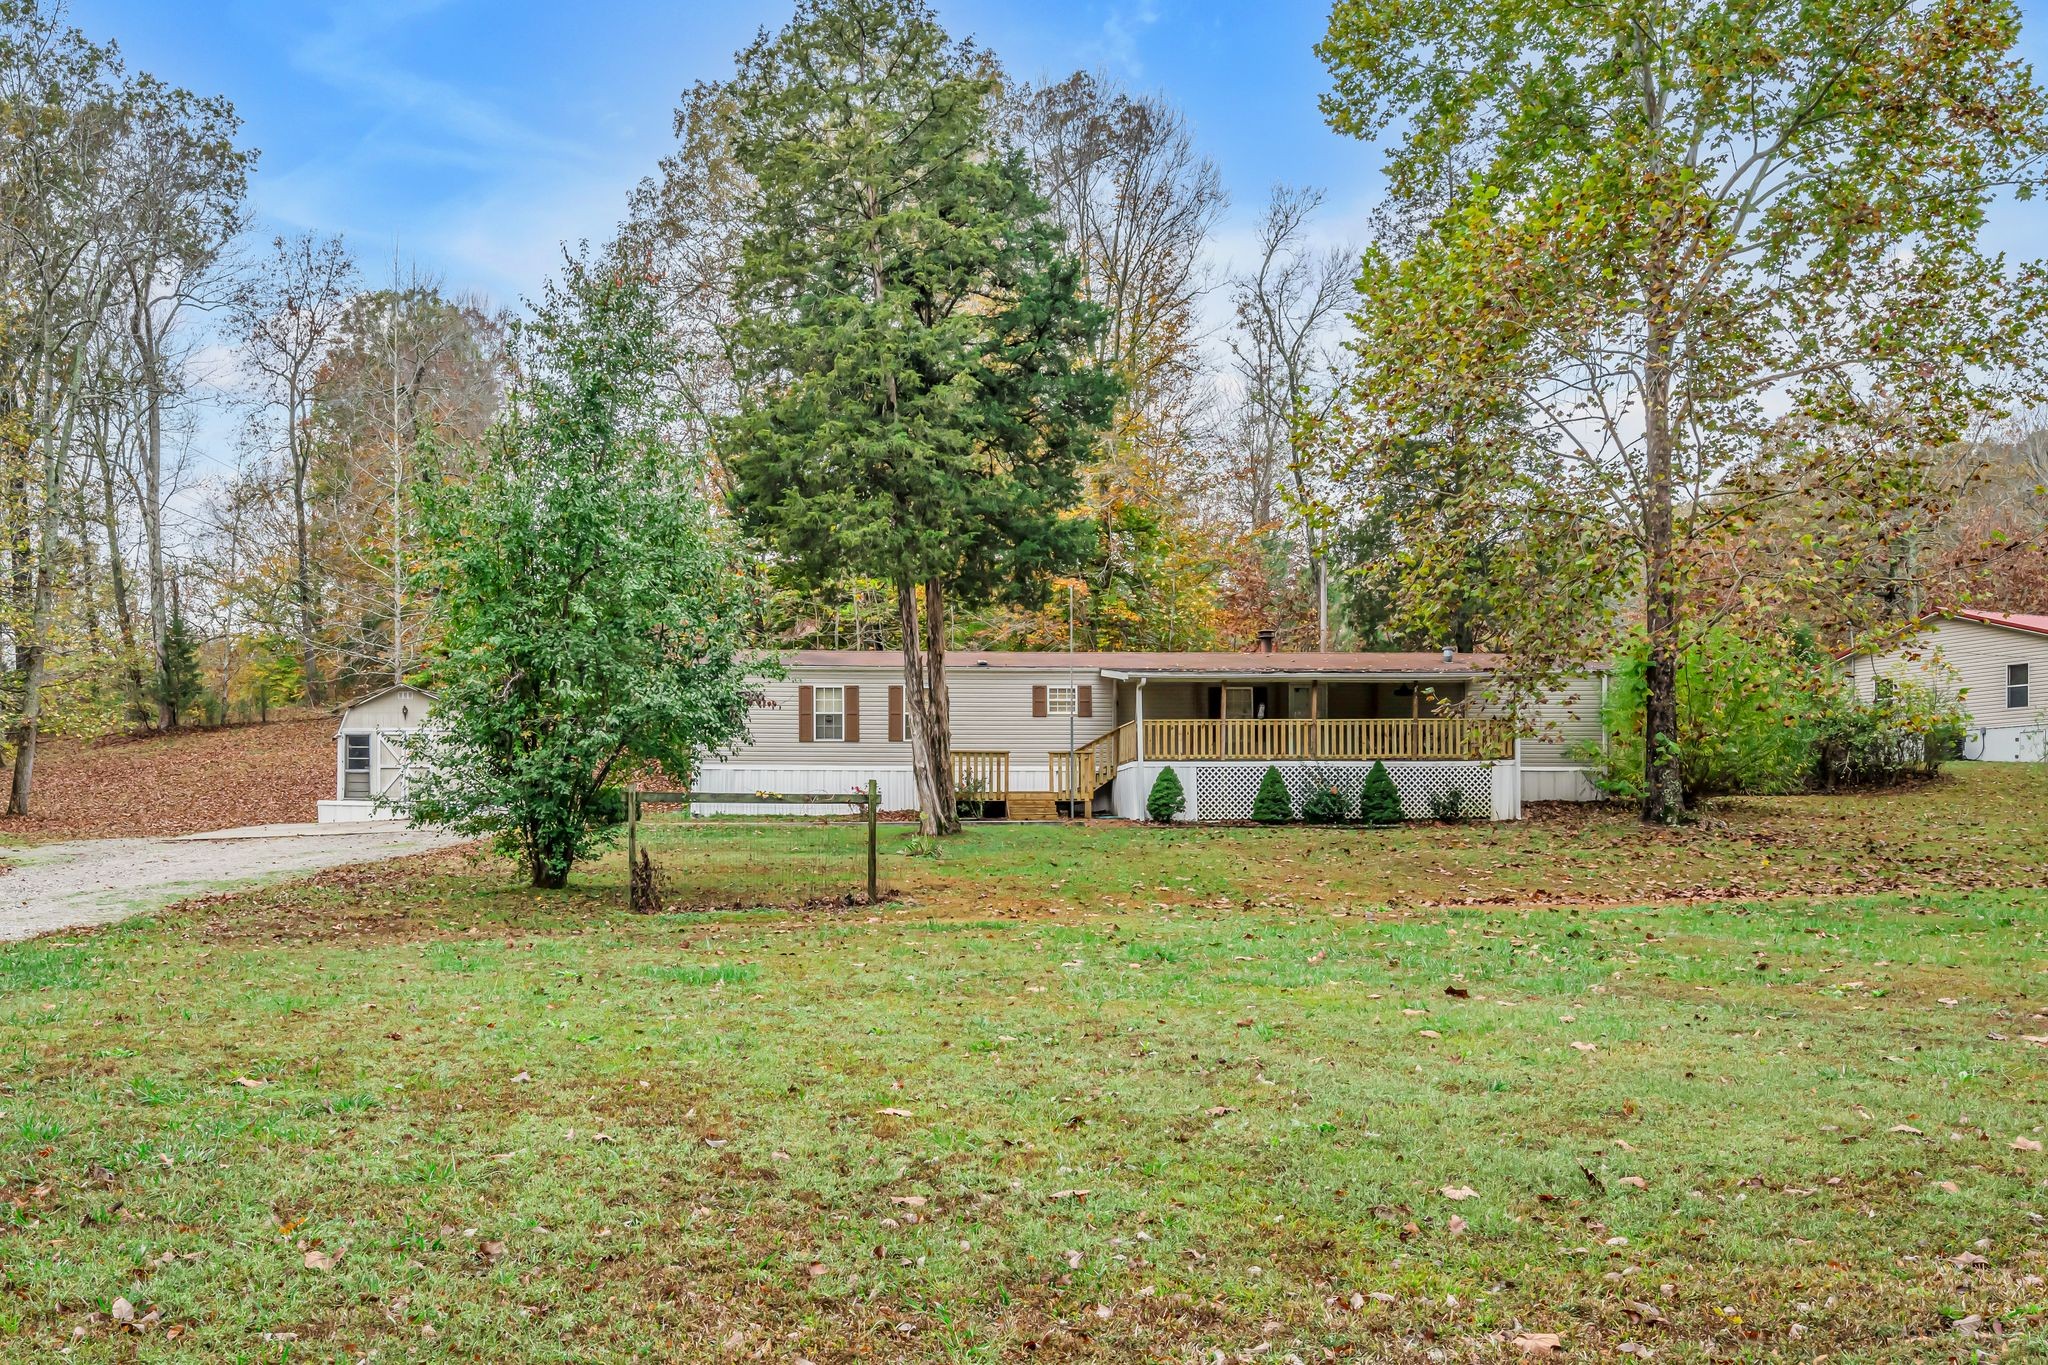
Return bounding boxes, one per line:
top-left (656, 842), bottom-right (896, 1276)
top-left (317, 683), bottom-right (436, 823)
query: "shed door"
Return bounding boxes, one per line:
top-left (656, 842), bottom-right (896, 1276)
top-left (376, 730), bottom-right (414, 806)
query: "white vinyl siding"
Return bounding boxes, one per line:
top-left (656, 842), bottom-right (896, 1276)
top-left (1846, 618), bottom-right (2048, 731)
top-left (729, 667), bottom-right (1114, 766)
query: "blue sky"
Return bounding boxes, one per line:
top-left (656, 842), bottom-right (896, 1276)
top-left (69, 0), bottom-right (2048, 327)
top-left (73, 0), bottom-right (1389, 308)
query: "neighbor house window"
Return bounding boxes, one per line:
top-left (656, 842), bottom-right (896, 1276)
top-left (814, 685), bottom-right (845, 741)
top-left (1224, 686), bottom-right (1256, 719)
top-left (1046, 684), bottom-right (1077, 716)
top-left (2010, 663), bottom-right (2030, 710)
top-left (343, 733), bottom-right (371, 799)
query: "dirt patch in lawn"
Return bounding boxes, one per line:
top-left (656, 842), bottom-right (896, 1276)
top-left (0, 712), bottom-right (334, 841)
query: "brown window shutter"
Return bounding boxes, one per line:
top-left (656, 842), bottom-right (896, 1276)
top-left (888, 685), bottom-right (903, 743)
top-left (797, 685), bottom-right (814, 743)
top-left (1032, 684), bottom-right (1047, 718)
top-left (1077, 685), bottom-right (1093, 718)
top-left (843, 685), bottom-right (861, 743)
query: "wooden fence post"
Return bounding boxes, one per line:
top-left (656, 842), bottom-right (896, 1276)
top-left (866, 779), bottom-right (879, 903)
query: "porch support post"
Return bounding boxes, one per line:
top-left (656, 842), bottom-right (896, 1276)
top-left (1309, 678), bottom-right (1319, 759)
top-left (1134, 678), bottom-right (1146, 769)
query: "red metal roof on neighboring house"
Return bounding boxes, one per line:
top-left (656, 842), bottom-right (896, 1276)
top-left (780, 649), bottom-right (1504, 675)
top-left (1946, 608), bottom-right (2048, 638)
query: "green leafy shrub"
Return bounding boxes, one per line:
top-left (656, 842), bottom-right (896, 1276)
top-left (1813, 678), bottom-right (1970, 787)
top-left (1300, 785), bottom-right (1350, 824)
top-left (1251, 765), bottom-right (1293, 824)
top-left (1577, 626), bottom-right (1825, 803)
top-left (1358, 760), bottom-right (1403, 826)
top-left (1145, 767), bottom-right (1186, 823)
top-left (1575, 626), bottom-right (1973, 803)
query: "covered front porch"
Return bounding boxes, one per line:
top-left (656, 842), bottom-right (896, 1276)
top-left (1093, 664), bottom-right (1519, 821)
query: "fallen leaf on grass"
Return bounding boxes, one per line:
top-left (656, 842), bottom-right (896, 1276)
top-left (1889, 1124), bottom-right (1923, 1135)
top-left (889, 1196), bottom-right (928, 1208)
top-left (110, 1298), bottom-right (135, 1324)
top-left (876, 1108), bottom-right (913, 1118)
top-left (1206, 1106), bottom-right (1237, 1117)
top-left (1616, 1176), bottom-right (1649, 1190)
top-left (1440, 1185), bottom-right (1480, 1201)
top-left (231, 1077), bottom-right (267, 1089)
top-left (2012, 1136), bottom-right (2043, 1152)
top-left (1617, 1343), bottom-right (1654, 1358)
top-left (1570, 1042), bottom-right (1597, 1053)
top-left (1047, 1189), bottom-right (1092, 1201)
top-left (1448, 1214), bottom-right (1467, 1236)
top-left (302, 1250), bottom-right (334, 1271)
top-left (1514, 1332), bottom-right (1563, 1355)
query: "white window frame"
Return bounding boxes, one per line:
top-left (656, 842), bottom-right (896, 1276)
top-left (2009, 662), bottom-right (2030, 710)
top-left (343, 732), bottom-right (372, 799)
top-left (1046, 684), bottom-right (1077, 717)
top-left (814, 684), bottom-right (846, 742)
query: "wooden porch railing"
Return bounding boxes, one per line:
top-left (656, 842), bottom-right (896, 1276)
top-left (1135, 717), bottom-right (1513, 763)
top-left (951, 749), bottom-right (1010, 797)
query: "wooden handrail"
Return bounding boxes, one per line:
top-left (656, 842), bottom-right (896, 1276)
top-left (951, 749), bottom-right (1010, 797)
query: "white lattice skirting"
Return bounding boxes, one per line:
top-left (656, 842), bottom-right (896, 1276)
top-left (1111, 760), bottom-right (1520, 822)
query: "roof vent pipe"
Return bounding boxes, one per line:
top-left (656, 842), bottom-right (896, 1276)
top-left (1257, 628), bottom-right (1277, 654)
top-left (1442, 645), bottom-right (1455, 663)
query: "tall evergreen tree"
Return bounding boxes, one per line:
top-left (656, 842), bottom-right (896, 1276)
top-left (717, 0), bottom-right (1117, 835)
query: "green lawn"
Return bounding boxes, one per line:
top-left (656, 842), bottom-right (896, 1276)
top-left (4, 765), bottom-right (2046, 1361)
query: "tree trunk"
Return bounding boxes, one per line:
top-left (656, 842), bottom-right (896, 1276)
top-left (291, 441), bottom-right (321, 704)
top-left (1639, 309), bottom-right (1685, 826)
top-left (96, 448), bottom-right (147, 712)
top-left (896, 579), bottom-right (959, 836)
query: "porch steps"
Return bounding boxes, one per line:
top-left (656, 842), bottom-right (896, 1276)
top-left (1004, 792), bottom-right (1066, 821)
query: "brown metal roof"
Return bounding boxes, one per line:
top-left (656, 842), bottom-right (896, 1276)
top-left (781, 649), bottom-right (1501, 676)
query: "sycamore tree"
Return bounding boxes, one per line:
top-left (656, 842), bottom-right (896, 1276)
top-left (718, 0), bottom-right (1116, 835)
top-left (408, 253), bottom-right (761, 888)
top-left (1318, 0), bottom-right (2048, 822)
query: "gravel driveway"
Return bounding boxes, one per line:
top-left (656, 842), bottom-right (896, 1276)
top-left (0, 823), bottom-right (466, 942)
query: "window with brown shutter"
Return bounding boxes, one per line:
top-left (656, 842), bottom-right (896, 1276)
top-left (797, 685), bottom-right (814, 742)
top-left (888, 685), bottom-right (903, 742)
top-left (1032, 684), bottom-right (1047, 718)
top-left (843, 685), bottom-right (861, 742)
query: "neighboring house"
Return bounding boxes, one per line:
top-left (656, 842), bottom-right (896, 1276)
top-left (1840, 609), bottom-right (2048, 763)
top-left (317, 684), bottom-right (436, 823)
top-left (696, 646), bottom-right (1607, 821)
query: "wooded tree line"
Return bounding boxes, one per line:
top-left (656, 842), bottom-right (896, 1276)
top-left (0, 3), bottom-right (505, 815)
top-left (4, 0), bottom-right (2045, 838)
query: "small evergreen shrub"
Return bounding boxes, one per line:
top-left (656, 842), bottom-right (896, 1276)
top-left (1358, 760), bottom-right (1404, 826)
top-left (1428, 788), bottom-right (1467, 821)
top-left (1146, 766), bottom-right (1186, 823)
top-left (1252, 765), bottom-right (1293, 824)
top-left (1301, 785), bottom-right (1350, 824)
